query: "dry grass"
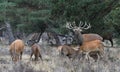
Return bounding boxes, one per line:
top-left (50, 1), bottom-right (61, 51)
top-left (0, 42), bottom-right (120, 72)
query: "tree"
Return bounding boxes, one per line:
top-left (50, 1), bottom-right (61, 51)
top-left (0, 0), bottom-right (119, 45)
top-left (49, 0), bottom-right (119, 34)
top-left (0, 0), bottom-right (51, 43)
top-left (0, 0), bottom-right (16, 44)
top-left (104, 5), bottom-right (120, 36)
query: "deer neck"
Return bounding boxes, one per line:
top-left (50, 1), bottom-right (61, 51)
top-left (74, 30), bottom-right (83, 46)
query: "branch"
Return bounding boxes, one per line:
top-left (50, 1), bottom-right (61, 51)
top-left (0, 26), bottom-right (5, 30)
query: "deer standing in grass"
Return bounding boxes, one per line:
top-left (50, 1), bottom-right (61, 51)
top-left (78, 40), bottom-right (104, 60)
top-left (66, 21), bottom-right (103, 43)
top-left (66, 21), bottom-right (104, 61)
top-left (9, 39), bottom-right (25, 62)
top-left (58, 45), bottom-right (78, 60)
top-left (30, 43), bottom-right (42, 61)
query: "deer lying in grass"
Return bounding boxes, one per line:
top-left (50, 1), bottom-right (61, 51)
top-left (78, 39), bottom-right (104, 61)
top-left (30, 43), bottom-right (42, 61)
top-left (9, 39), bottom-right (25, 62)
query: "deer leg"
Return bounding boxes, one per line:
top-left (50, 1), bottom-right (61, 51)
top-left (109, 39), bottom-right (113, 47)
top-left (10, 52), bottom-right (14, 61)
top-left (96, 53), bottom-right (100, 62)
top-left (86, 52), bottom-right (90, 61)
top-left (102, 38), bottom-right (105, 42)
top-left (15, 53), bottom-right (19, 62)
top-left (84, 52), bottom-right (88, 61)
top-left (39, 53), bottom-right (43, 61)
top-left (35, 54), bottom-right (39, 61)
top-left (30, 52), bottom-right (33, 60)
top-left (20, 52), bottom-right (23, 60)
top-left (79, 52), bottom-right (85, 61)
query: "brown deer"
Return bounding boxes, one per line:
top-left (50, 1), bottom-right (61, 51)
top-left (9, 39), bottom-right (25, 62)
top-left (30, 43), bottom-right (42, 61)
top-left (82, 33), bottom-right (103, 42)
top-left (57, 40), bottom-right (104, 61)
top-left (58, 45), bottom-right (78, 60)
top-left (66, 21), bottom-right (103, 45)
top-left (78, 40), bottom-right (104, 60)
top-left (66, 21), bottom-right (104, 44)
top-left (66, 21), bottom-right (91, 45)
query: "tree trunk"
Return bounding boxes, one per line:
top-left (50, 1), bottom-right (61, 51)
top-left (52, 33), bottom-right (61, 46)
top-left (36, 32), bottom-right (43, 43)
top-left (5, 21), bottom-right (15, 44)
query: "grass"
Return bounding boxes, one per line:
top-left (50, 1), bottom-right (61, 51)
top-left (0, 42), bottom-right (120, 72)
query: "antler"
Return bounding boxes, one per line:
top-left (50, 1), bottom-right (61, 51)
top-left (66, 21), bottom-right (77, 29)
top-left (66, 21), bottom-right (91, 31)
top-left (79, 21), bottom-right (91, 30)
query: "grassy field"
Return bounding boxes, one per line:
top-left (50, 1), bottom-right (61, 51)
top-left (0, 41), bottom-right (120, 72)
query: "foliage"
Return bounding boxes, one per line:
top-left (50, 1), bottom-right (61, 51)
top-left (0, 0), bottom-right (119, 37)
top-left (104, 6), bottom-right (120, 36)
top-left (50, 0), bottom-right (119, 34)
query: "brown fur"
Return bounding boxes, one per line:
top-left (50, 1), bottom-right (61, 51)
top-left (78, 40), bottom-right (104, 60)
top-left (82, 34), bottom-right (103, 42)
top-left (9, 39), bottom-right (25, 62)
top-left (57, 45), bottom-right (63, 54)
top-left (30, 43), bottom-right (42, 61)
top-left (58, 45), bottom-right (77, 60)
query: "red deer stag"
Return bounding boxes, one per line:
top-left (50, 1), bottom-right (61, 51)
top-left (66, 21), bottom-right (104, 60)
top-left (66, 21), bottom-right (103, 45)
top-left (30, 43), bottom-right (42, 61)
top-left (66, 21), bottom-right (88, 45)
top-left (78, 40), bottom-right (104, 61)
top-left (9, 39), bottom-right (25, 62)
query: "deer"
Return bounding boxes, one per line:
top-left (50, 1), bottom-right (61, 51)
top-left (58, 40), bottom-right (104, 61)
top-left (66, 21), bottom-right (104, 61)
top-left (82, 33), bottom-right (103, 42)
top-left (66, 21), bottom-right (103, 44)
top-left (101, 32), bottom-right (113, 47)
top-left (30, 43), bottom-right (42, 61)
top-left (9, 39), bottom-right (25, 62)
top-left (58, 45), bottom-right (78, 60)
top-left (78, 40), bottom-right (104, 61)
top-left (83, 32), bottom-right (114, 47)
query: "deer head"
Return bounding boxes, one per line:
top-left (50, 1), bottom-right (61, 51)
top-left (66, 21), bottom-right (91, 46)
